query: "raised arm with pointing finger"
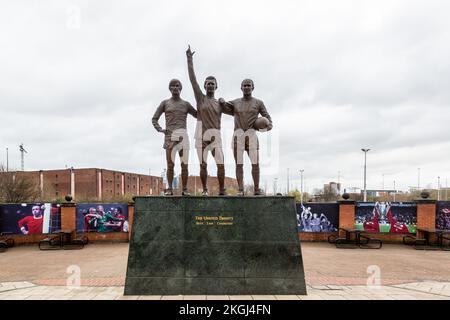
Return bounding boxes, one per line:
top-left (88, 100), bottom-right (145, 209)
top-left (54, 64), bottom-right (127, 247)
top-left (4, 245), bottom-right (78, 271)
top-left (186, 45), bottom-right (203, 104)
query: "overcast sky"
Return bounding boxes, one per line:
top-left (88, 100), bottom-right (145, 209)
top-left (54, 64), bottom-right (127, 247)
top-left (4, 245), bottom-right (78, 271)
top-left (1, 0), bottom-right (450, 194)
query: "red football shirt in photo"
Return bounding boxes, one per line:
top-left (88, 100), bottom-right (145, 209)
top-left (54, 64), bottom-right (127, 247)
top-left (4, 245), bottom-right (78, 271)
top-left (18, 216), bottom-right (43, 234)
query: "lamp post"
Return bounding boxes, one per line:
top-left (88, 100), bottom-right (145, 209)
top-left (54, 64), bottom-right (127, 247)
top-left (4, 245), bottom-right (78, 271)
top-left (446, 178), bottom-right (448, 201)
top-left (338, 170), bottom-right (341, 194)
top-left (393, 180), bottom-right (396, 202)
top-left (361, 149), bottom-right (370, 202)
top-left (418, 168), bottom-right (421, 191)
top-left (438, 176), bottom-right (441, 201)
top-left (299, 169), bottom-right (304, 205)
top-left (287, 168), bottom-right (290, 195)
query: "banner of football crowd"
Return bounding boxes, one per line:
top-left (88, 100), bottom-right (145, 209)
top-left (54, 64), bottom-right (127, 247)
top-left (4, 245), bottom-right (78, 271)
top-left (296, 202), bottom-right (422, 234)
top-left (0, 203), bottom-right (129, 235)
top-left (354, 202), bottom-right (417, 233)
top-left (297, 203), bottom-right (339, 232)
top-left (436, 201), bottom-right (450, 231)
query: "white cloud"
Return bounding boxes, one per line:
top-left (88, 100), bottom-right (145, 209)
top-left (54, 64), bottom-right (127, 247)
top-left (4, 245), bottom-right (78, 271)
top-left (1, 0), bottom-right (449, 193)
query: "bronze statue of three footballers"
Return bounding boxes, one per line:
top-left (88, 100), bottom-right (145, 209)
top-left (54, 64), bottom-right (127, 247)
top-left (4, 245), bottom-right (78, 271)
top-left (152, 46), bottom-right (272, 196)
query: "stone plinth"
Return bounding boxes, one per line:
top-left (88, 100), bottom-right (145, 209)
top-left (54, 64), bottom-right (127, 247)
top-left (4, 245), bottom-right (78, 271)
top-left (124, 196), bottom-right (306, 295)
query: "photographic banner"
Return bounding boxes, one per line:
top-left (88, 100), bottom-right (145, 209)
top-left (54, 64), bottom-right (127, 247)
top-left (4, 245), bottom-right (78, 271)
top-left (0, 203), bottom-right (61, 235)
top-left (296, 203), bottom-right (339, 232)
top-left (436, 201), bottom-right (450, 230)
top-left (355, 202), bottom-right (417, 233)
top-left (76, 203), bottom-right (129, 233)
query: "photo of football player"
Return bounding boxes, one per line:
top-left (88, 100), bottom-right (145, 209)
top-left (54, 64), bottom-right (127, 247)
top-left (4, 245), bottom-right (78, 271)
top-left (18, 205), bottom-right (44, 235)
top-left (83, 207), bottom-right (102, 232)
top-left (76, 204), bottom-right (129, 233)
top-left (355, 202), bottom-right (416, 233)
top-left (363, 208), bottom-right (380, 232)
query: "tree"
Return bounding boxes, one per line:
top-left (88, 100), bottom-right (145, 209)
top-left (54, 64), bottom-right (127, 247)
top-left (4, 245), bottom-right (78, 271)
top-left (226, 186), bottom-right (238, 196)
top-left (288, 189), bottom-right (301, 202)
top-left (313, 187), bottom-right (339, 202)
top-left (0, 165), bottom-right (40, 203)
top-left (288, 189), bottom-right (311, 202)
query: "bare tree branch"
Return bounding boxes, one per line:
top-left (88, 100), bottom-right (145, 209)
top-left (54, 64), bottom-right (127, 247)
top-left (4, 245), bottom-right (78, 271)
top-left (0, 165), bottom-right (40, 203)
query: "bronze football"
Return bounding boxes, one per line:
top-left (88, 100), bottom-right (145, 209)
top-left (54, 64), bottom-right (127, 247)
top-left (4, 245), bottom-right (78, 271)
top-left (254, 117), bottom-right (270, 130)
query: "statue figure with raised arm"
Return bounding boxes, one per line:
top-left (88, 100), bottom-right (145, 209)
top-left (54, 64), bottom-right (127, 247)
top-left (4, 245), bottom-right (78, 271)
top-left (186, 45), bottom-right (233, 196)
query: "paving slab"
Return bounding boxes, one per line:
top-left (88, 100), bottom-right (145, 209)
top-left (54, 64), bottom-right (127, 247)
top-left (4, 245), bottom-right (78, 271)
top-left (1, 243), bottom-right (450, 300)
top-left (138, 295), bottom-right (162, 300)
top-left (229, 295), bottom-right (253, 300)
top-left (183, 295), bottom-right (207, 300)
top-left (161, 295), bottom-right (184, 300)
top-left (207, 295), bottom-right (230, 300)
top-left (252, 295), bottom-right (277, 300)
top-left (275, 295), bottom-right (300, 300)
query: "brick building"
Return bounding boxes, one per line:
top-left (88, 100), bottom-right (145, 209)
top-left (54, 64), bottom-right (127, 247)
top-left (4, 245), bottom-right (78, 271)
top-left (324, 182), bottom-right (341, 195)
top-left (2, 169), bottom-right (239, 200)
top-left (4, 168), bottom-right (164, 201)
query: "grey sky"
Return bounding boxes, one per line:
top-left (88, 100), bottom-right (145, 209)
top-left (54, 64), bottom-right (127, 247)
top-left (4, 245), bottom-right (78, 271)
top-left (1, 0), bottom-right (449, 194)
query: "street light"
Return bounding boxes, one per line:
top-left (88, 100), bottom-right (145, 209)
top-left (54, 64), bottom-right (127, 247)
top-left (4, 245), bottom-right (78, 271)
top-left (393, 180), bottom-right (396, 202)
top-left (361, 149), bottom-right (370, 202)
top-left (338, 170), bottom-right (341, 194)
top-left (418, 168), bottom-right (421, 191)
top-left (446, 178), bottom-right (448, 201)
top-left (299, 169), bottom-right (304, 205)
top-left (438, 176), bottom-right (441, 201)
top-left (287, 168), bottom-right (290, 194)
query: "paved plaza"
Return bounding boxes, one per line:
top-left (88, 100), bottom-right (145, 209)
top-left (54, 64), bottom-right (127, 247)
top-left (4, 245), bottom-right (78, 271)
top-left (1, 242), bottom-right (449, 300)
